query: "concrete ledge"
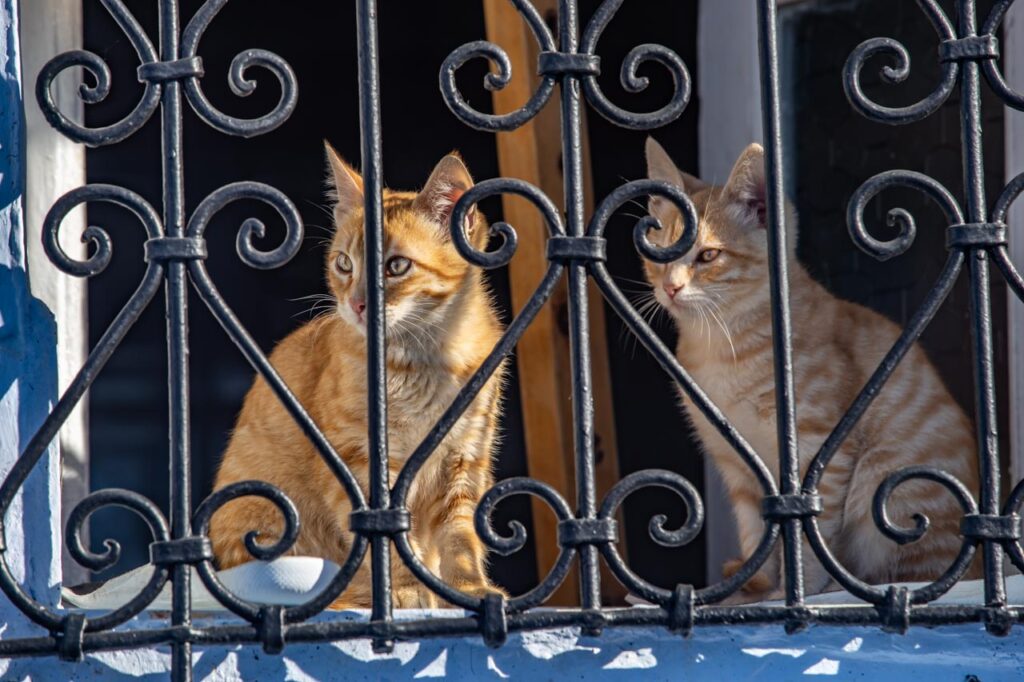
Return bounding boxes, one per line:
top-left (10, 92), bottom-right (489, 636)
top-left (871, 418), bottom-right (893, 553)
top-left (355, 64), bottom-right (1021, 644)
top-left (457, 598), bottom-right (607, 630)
top-left (0, 615), bottom-right (1022, 681)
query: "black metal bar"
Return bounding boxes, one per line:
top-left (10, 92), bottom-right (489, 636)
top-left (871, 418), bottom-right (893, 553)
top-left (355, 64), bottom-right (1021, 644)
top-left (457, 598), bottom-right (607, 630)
top-left (8, 0), bottom-right (1023, 672)
top-left (755, 0), bottom-right (803, 612)
top-left (957, 0), bottom-right (1005, 619)
top-left (354, 0), bottom-right (393, 652)
top-left (555, 0), bottom-right (602, 615)
top-left (157, 1), bottom-right (192, 679)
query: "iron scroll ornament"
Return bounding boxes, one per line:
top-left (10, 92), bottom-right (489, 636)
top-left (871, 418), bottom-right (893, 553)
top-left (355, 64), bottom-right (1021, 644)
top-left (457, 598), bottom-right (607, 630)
top-left (5, 0), bottom-right (1024, 677)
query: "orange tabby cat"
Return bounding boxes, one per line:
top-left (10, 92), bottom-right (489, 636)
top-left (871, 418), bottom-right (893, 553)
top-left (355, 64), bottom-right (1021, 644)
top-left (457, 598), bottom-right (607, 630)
top-left (210, 143), bottom-right (506, 608)
top-left (642, 137), bottom-right (979, 599)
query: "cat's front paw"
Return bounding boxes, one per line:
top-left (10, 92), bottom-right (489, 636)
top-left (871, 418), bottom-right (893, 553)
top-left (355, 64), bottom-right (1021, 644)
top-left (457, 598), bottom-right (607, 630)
top-left (722, 558), bottom-right (774, 593)
top-left (394, 586), bottom-right (439, 609)
top-left (457, 581), bottom-right (509, 601)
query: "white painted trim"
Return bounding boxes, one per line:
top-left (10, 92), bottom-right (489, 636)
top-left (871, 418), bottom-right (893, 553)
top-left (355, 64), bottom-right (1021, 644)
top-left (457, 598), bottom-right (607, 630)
top-left (21, 0), bottom-right (88, 584)
top-left (1006, 3), bottom-right (1024, 485)
top-left (693, 0), bottom-right (817, 583)
top-left (696, 0), bottom-right (764, 581)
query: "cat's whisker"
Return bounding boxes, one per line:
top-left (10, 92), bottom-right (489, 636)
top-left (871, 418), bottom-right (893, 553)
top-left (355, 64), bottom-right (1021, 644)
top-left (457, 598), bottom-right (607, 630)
top-left (705, 300), bottom-right (737, 362)
top-left (304, 199), bottom-right (337, 221)
top-left (614, 274), bottom-right (655, 288)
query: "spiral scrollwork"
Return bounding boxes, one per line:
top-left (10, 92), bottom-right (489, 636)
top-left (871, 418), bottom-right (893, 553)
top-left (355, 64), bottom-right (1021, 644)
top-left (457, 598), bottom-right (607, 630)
top-left (186, 181), bottom-right (303, 270)
top-left (63, 489), bottom-right (173, 631)
top-left (980, 0), bottom-right (1024, 111)
top-left (35, 1), bottom-right (161, 146)
top-left (181, 0), bottom-right (298, 137)
top-left (449, 178), bottom-right (564, 269)
top-left (988, 172), bottom-right (1024, 301)
top-left (593, 470), bottom-right (707, 606)
top-left (842, 0), bottom-right (958, 125)
top-left (440, 0), bottom-right (690, 132)
top-left (579, 0), bottom-right (691, 130)
top-left (870, 466), bottom-right (979, 603)
top-left (43, 184), bottom-right (164, 277)
top-left (475, 478), bottom-right (577, 611)
top-left (190, 480), bottom-right (306, 619)
top-left (1001, 478), bottom-right (1024, 573)
top-left (587, 179), bottom-right (698, 263)
top-left (846, 170), bottom-right (964, 261)
top-left (440, 0), bottom-right (557, 132)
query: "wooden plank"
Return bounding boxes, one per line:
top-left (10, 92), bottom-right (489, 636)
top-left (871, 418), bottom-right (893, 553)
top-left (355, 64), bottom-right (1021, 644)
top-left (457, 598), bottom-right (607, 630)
top-left (483, 0), bottom-right (627, 605)
top-left (483, 0), bottom-right (578, 606)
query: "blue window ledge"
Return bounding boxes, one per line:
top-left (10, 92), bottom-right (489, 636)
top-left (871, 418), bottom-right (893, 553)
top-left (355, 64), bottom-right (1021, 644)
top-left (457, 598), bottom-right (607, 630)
top-left (0, 613), bottom-right (1020, 681)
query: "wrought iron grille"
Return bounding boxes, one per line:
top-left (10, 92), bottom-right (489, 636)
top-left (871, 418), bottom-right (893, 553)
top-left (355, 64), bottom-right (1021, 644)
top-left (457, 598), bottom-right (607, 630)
top-left (3, 0), bottom-right (1024, 678)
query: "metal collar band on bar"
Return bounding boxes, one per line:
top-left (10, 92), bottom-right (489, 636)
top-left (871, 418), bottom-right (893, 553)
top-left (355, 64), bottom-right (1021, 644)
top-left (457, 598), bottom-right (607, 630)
top-left (946, 223), bottom-right (1007, 249)
top-left (144, 237), bottom-right (208, 263)
top-left (538, 52), bottom-right (601, 78)
top-left (137, 57), bottom-right (205, 83)
top-left (13, 0), bottom-right (1024, 673)
top-left (939, 35), bottom-right (999, 63)
top-left (546, 236), bottom-right (607, 263)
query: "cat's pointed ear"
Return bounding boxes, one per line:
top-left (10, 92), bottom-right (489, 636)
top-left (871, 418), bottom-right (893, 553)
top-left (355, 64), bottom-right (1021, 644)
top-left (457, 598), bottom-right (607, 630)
top-left (413, 152), bottom-right (476, 235)
top-left (645, 137), bottom-right (706, 225)
top-left (723, 143), bottom-right (767, 229)
top-left (324, 140), bottom-right (364, 221)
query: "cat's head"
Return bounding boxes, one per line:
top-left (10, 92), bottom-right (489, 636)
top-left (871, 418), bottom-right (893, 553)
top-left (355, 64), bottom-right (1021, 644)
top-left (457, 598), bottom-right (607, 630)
top-left (323, 142), bottom-right (487, 339)
top-left (642, 137), bottom-right (795, 322)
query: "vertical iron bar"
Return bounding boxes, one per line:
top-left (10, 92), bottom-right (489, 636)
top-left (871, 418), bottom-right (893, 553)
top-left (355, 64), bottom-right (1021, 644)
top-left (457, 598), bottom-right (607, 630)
top-left (558, 0), bottom-right (601, 613)
top-left (755, 0), bottom-right (803, 609)
top-left (958, 0), bottom-right (1004, 610)
top-left (160, 0), bottom-right (192, 679)
top-left (356, 0), bottom-right (393, 650)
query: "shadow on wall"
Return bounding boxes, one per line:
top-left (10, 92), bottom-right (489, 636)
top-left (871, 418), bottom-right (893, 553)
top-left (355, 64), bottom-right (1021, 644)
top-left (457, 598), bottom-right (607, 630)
top-left (0, 66), bottom-right (60, 612)
top-left (0, 619), bottom-right (1019, 680)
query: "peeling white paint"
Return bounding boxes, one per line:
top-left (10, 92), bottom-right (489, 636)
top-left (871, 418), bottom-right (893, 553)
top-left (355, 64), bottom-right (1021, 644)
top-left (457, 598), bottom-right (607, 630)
top-left (520, 628), bottom-right (599, 660)
top-left (803, 658), bottom-right (840, 676)
top-left (413, 650), bottom-right (448, 678)
top-left (336, 639), bottom-right (420, 664)
top-left (603, 648), bottom-right (657, 670)
top-left (742, 647), bottom-right (806, 658)
top-left (486, 655), bottom-right (509, 678)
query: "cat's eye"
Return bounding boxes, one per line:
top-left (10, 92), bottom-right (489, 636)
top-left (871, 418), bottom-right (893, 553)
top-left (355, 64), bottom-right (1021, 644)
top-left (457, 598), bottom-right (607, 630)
top-left (335, 252), bottom-right (353, 274)
top-left (697, 248), bottom-right (721, 264)
top-left (386, 256), bottom-right (412, 277)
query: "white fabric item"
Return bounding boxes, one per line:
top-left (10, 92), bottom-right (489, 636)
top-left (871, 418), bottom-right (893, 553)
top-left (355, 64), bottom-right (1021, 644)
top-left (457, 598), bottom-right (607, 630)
top-left (64, 557), bottom-right (1024, 612)
top-left (624, 574), bottom-right (1024, 607)
top-left (61, 557), bottom-right (341, 611)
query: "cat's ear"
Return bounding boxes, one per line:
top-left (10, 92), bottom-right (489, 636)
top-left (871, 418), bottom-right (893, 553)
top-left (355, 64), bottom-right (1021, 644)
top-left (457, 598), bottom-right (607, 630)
top-left (645, 137), bottom-right (706, 225)
top-left (723, 143), bottom-right (767, 229)
top-left (324, 140), bottom-right (364, 222)
top-left (413, 152), bottom-right (477, 236)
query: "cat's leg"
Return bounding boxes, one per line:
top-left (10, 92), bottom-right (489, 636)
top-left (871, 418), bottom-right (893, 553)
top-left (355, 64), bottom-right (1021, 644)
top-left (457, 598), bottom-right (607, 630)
top-left (431, 454), bottom-right (505, 601)
top-left (841, 447), bottom-right (969, 585)
top-left (435, 497), bottom-right (505, 600)
top-left (720, 485), bottom-right (777, 595)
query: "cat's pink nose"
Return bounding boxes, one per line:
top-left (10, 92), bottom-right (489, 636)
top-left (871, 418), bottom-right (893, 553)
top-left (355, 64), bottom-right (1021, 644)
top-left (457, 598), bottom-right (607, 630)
top-left (349, 297), bottom-right (366, 317)
top-left (663, 283), bottom-right (682, 300)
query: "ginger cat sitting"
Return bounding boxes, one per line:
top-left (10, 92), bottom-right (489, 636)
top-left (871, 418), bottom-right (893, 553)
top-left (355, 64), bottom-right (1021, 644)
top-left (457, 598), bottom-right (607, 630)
top-left (642, 138), bottom-right (979, 600)
top-left (210, 144), bottom-right (506, 608)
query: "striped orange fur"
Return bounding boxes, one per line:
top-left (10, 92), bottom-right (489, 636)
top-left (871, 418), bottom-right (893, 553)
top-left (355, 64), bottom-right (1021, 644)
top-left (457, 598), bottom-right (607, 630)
top-left (209, 143), bottom-right (506, 608)
top-left (642, 138), bottom-right (979, 600)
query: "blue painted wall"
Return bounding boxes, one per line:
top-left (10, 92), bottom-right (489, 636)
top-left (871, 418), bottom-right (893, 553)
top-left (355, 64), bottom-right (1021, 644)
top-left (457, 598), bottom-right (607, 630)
top-left (0, 0), bottom-right (62, 628)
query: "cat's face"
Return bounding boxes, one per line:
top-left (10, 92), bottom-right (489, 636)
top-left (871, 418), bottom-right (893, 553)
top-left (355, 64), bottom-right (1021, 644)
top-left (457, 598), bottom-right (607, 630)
top-left (323, 144), bottom-right (485, 340)
top-left (642, 138), bottom-right (778, 322)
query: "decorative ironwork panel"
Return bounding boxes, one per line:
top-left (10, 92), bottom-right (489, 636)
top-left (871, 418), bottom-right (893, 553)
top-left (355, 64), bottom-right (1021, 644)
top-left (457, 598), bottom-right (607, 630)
top-left (0, 0), bottom-right (1021, 679)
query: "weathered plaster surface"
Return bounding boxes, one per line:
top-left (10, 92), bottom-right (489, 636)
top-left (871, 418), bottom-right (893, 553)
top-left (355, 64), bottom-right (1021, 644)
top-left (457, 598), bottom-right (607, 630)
top-left (0, 0), bottom-right (62, 632)
top-left (2, 615), bottom-right (1024, 681)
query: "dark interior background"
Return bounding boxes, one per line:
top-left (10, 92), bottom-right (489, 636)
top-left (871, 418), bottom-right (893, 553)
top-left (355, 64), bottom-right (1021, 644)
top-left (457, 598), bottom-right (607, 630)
top-left (80, 0), bottom-right (1006, 599)
top-left (82, 1), bottom-right (703, 595)
top-left (780, 0), bottom-right (1009, 476)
